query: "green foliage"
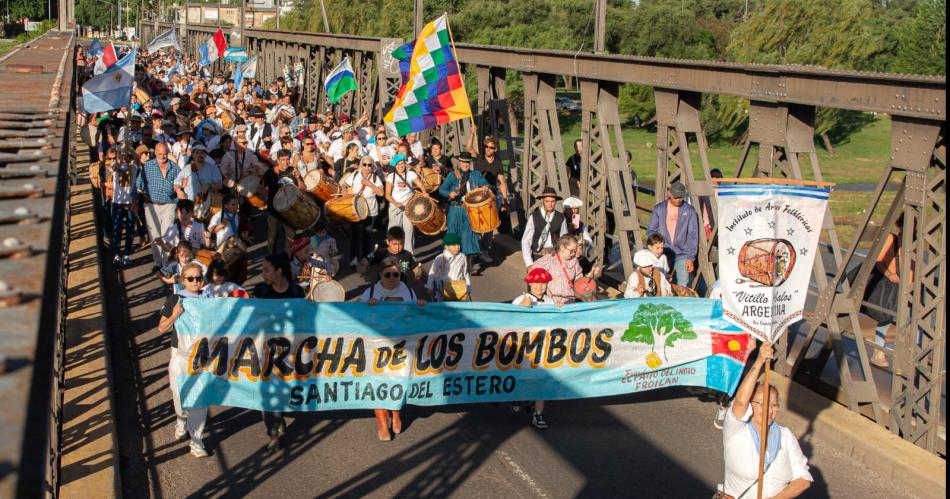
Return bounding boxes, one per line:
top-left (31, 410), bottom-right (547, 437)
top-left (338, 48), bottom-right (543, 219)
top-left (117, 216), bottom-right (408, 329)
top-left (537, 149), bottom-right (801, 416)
top-left (893, 0), bottom-right (946, 75)
top-left (622, 303), bottom-right (697, 360)
top-left (13, 20), bottom-right (56, 44)
top-left (10, 0), bottom-right (46, 20)
top-left (77, 0), bottom-right (115, 29)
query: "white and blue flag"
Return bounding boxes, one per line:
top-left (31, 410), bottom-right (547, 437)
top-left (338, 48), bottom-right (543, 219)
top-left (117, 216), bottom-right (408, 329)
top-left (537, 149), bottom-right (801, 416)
top-left (146, 27), bottom-right (180, 53)
top-left (82, 49), bottom-right (137, 114)
top-left (234, 56), bottom-right (257, 89)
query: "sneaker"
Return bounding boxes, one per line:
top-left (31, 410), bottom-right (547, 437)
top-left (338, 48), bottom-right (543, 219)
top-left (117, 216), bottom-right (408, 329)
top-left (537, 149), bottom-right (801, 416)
top-left (174, 419), bottom-right (187, 441)
top-left (190, 440), bottom-right (209, 458)
top-left (277, 420), bottom-right (286, 437)
top-left (531, 412), bottom-right (549, 430)
top-left (266, 435), bottom-right (281, 452)
top-left (113, 255), bottom-right (122, 265)
top-left (479, 251), bottom-right (494, 264)
top-left (714, 405), bottom-right (727, 430)
top-left (350, 257), bottom-right (358, 269)
top-left (509, 402), bottom-right (522, 414)
top-left (122, 255), bottom-right (132, 266)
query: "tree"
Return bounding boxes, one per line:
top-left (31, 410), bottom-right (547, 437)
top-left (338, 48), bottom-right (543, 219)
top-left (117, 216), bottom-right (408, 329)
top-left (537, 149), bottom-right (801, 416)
top-left (76, 0), bottom-right (115, 30)
top-left (621, 303), bottom-right (697, 362)
top-left (715, 0), bottom-right (898, 149)
top-left (10, 0), bottom-right (46, 20)
top-left (893, 0), bottom-right (946, 75)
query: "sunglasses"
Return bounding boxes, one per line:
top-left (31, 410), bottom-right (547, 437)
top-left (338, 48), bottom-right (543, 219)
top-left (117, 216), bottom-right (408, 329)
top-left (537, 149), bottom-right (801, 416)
top-left (184, 275), bottom-right (203, 282)
top-left (304, 142), bottom-right (314, 146)
top-left (382, 271), bottom-right (401, 279)
top-left (361, 162), bottom-right (373, 166)
top-left (485, 146), bottom-right (497, 150)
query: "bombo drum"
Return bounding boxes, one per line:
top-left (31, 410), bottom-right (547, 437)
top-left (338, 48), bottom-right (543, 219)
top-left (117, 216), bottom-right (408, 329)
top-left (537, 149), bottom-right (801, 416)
top-left (302, 169), bottom-right (341, 202)
top-left (273, 184), bottom-right (322, 231)
top-left (307, 280), bottom-right (346, 303)
top-left (194, 249), bottom-right (218, 268)
top-left (737, 238), bottom-right (797, 287)
top-left (462, 190), bottom-right (500, 234)
top-left (236, 175), bottom-right (267, 209)
top-left (194, 191), bottom-right (223, 223)
top-left (405, 195), bottom-right (446, 236)
top-left (420, 167), bottom-right (442, 193)
top-left (217, 236), bottom-right (247, 267)
top-left (326, 194), bottom-right (370, 223)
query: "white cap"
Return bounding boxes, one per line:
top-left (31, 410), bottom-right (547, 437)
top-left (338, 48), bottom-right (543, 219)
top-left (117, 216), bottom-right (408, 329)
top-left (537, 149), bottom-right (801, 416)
top-left (633, 249), bottom-right (658, 268)
top-left (563, 196), bottom-right (583, 209)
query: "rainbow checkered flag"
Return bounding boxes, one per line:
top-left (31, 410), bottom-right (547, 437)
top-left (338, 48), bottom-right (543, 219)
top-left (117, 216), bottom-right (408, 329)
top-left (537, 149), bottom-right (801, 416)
top-left (383, 14), bottom-right (472, 135)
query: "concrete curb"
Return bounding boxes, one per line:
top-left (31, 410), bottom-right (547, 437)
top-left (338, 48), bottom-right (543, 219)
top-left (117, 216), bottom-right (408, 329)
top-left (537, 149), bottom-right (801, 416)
top-left (771, 375), bottom-right (945, 499)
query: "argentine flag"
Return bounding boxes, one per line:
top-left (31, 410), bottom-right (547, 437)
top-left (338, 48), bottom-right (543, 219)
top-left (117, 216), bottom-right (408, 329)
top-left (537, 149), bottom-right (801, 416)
top-left (82, 49), bottom-right (137, 114)
top-left (146, 27), bottom-right (181, 53)
top-left (324, 57), bottom-right (357, 105)
top-left (234, 56), bottom-right (257, 90)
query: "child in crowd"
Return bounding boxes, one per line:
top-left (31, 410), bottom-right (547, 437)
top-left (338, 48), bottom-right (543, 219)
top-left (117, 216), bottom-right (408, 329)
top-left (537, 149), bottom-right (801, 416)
top-left (645, 232), bottom-right (670, 278)
top-left (105, 150), bottom-right (137, 266)
top-left (159, 242), bottom-right (198, 294)
top-left (510, 267), bottom-right (556, 430)
top-left (157, 199), bottom-right (209, 256)
top-left (208, 193), bottom-right (243, 249)
top-left (359, 226), bottom-right (422, 283)
top-left (309, 220), bottom-right (339, 266)
top-left (426, 233), bottom-right (471, 301)
top-left (201, 259), bottom-right (245, 298)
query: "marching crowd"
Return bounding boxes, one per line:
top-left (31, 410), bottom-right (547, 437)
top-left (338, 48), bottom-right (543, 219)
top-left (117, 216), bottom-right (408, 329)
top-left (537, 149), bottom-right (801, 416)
top-left (76, 41), bottom-right (811, 498)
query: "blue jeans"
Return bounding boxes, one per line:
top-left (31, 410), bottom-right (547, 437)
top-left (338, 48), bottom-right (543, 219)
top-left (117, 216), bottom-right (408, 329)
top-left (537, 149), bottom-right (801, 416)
top-left (673, 258), bottom-right (693, 287)
top-left (111, 203), bottom-right (134, 257)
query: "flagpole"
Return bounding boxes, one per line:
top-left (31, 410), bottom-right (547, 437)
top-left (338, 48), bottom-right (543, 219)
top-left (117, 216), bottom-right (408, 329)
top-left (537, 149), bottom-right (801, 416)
top-left (757, 357), bottom-right (771, 499)
top-left (442, 12), bottom-right (478, 153)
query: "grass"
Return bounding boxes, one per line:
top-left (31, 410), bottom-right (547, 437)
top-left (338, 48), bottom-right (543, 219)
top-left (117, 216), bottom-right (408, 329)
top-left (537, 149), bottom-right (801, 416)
top-left (554, 111), bottom-right (897, 249)
top-left (0, 40), bottom-right (17, 58)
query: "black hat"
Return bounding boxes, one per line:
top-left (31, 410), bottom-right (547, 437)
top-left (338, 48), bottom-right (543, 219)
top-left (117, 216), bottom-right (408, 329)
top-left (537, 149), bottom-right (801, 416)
top-left (670, 181), bottom-right (687, 198)
top-left (537, 187), bottom-right (562, 200)
top-left (250, 109), bottom-right (265, 118)
top-left (457, 152), bottom-right (474, 163)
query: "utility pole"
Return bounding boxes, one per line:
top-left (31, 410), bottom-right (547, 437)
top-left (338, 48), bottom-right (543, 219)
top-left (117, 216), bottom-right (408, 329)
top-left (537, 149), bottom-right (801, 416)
top-left (319, 0), bottom-right (329, 32)
top-left (275, 0), bottom-right (280, 29)
top-left (593, 0), bottom-right (606, 53)
top-left (413, 0), bottom-right (423, 37)
top-left (239, 0), bottom-right (245, 46)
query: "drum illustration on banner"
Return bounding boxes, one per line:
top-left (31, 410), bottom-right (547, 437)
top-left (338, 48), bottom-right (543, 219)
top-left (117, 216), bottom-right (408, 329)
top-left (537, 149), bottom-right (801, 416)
top-left (736, 238), bottom-right (797, 287)
top-left (715, 180), bottom-right (833, 343)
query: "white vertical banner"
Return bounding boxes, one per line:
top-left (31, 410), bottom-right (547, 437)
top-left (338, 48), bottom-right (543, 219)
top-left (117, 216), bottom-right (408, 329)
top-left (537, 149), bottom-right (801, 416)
top-left (716, 181), bottom-right (833, 343)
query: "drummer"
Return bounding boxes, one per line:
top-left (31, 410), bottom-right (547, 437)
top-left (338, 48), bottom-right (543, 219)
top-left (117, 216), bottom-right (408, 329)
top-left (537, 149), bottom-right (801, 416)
top-left (438, 152), bottom-right (491, 264)
top-left (342, 156), bottom-right (385, 269)
top-left (288, 236), bottom-right (332, 289)
top-left (384, 154), bottom-right (429, 255)
top-left (263, 149), bottom-right (298, 254)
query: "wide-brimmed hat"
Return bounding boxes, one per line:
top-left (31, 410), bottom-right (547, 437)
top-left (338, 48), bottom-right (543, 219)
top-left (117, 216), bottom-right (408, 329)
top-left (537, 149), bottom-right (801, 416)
top-left (537, 187), bottom-right (561, 200)
top-left (457, 152), bottom-right (474, 163)
top-left (633, 249), bottom-right (658, 268)
top-left (563, 196), bottom-right (583, 209)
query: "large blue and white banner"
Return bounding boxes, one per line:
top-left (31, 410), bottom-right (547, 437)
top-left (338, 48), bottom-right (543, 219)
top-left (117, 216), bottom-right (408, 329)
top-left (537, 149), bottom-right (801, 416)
top-left (716, 182), bottom-right (831, 342)
top-left (174, 298), bottom-right (753, 412)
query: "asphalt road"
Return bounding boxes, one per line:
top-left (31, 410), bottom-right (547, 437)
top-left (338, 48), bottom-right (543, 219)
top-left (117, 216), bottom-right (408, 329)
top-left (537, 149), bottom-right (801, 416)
top-left (103, 217), bottom-right (918, 499)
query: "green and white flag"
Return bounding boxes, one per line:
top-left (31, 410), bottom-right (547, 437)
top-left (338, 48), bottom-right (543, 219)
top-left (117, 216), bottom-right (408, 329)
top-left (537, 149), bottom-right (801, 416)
top-left (324, 57), bottom-right (357, 105)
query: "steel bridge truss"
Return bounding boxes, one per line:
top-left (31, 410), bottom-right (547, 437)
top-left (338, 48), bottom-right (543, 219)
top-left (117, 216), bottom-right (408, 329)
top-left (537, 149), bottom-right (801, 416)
top-left (142, 21), bottom-right (947, 455)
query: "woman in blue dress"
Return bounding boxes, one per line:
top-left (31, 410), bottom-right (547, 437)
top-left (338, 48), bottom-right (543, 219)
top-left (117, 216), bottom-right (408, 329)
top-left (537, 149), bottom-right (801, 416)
top-left (438, 152), bottom-right (490, 259)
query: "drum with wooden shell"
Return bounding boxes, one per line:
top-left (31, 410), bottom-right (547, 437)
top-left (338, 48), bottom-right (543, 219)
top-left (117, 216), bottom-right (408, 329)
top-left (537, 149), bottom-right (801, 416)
top-left (273, 183), bottom-right (321, 231)
top-left (325, 194), bottom-right (370, 223)
top-left (302, 169), bottom-right (341, 202)
top-left (236, 175), bottom-right (267, 209)
top-left (405, 194), bottom-right (446, 236)
top-left (462, 189), bottom-right (500, 234)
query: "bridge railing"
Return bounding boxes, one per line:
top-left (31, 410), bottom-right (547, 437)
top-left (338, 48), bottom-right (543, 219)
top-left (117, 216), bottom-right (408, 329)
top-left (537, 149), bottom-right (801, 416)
top-left (0, 31), bottom-right (76, 497)
top-left (140, 21), bottom-right (946, 456)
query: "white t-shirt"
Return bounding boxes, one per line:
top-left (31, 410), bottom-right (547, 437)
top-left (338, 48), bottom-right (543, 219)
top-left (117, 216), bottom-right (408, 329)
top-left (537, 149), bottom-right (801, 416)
top-left (386, 170), bottom-right (420, 204)
top-left (208, 210), bottom-right (240, 249)
top-left (327, 138), bottom-right (366, 162)
top-left (162, 220), bottom-right (207, 250)
top-left (359, 282), bottom-right (416, 303)
top-left (511, 293), bottom-right (556, 306)
top-left (345, 171), bottom-right (384, 217)
top-left (722, 404), bottom-right (813, 498)
top-left (201, 282), bottom-right (243, 298)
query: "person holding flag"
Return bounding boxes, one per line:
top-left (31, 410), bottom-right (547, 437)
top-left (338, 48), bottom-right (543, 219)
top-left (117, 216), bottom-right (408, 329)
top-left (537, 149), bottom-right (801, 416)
top-left (719, 342), bottom-right (812, 499)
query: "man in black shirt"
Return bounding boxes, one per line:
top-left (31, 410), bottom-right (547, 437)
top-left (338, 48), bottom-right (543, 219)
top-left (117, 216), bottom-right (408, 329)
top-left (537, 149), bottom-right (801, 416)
top-left (566, 139), bottom-right (582, 196)
top-left (262, 149), bottom-right (297, 254)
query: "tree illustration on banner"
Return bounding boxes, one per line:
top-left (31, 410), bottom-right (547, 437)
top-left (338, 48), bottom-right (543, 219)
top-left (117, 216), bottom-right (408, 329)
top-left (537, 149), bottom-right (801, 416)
top-left (622, 303), bottom-right (697, 366)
